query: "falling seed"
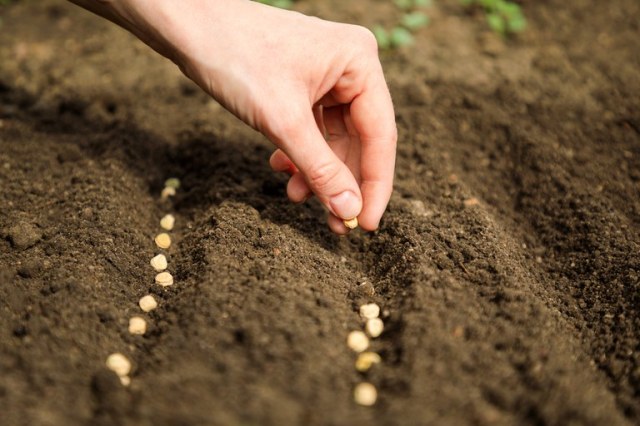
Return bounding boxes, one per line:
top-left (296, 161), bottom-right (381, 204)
top-left (128, 316), bottom-right (147, 335)
top-left (150, 254), bottom-right (168, 271)
top-left (343, 217), bottom-right (358, 229)
top-left (106, 353), bottom-right (131, 377)
top-left (155, 271), bottom-right (174, 287)
top-left (160, 214), bottom-right (175, 231)
top-left (359, 303), bottom-right (380, 320)
top-left (366, 318), bottom-right (384, 338)
top-left (120, 376), bottom-right (131, 386)
top-left (164, 177), bottom-right (181, 189)
top-left (354, 382), bottom-right (377, 406)
top-left (347, 331), bottom-right (370, 353)
top-left (161, 186), bottom-right (176, 199)
top-left (139, 295), bottom-right (158, 312)
top-left (155, 233), bottom-right (171, 249)
top-left (355, 352), bottom-right (381, 372)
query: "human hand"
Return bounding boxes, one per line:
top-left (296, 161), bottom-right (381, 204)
top-left (72, 0), bottom-right (397, 234)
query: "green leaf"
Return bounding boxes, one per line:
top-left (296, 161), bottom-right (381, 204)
top-left (402, 12), bottom-right (430, 30)
top-left (507, 15), bottom-right (526, 33)
top-left (486, 13), bottom-right (506, 34)
top-left (390, 26), bottom-right (414, 47)
top-left (394, 0), bottom-right (414, 11)
top-left (372, 25), bottom-right (391, 50)
top-left (413, 0), bottom-right (433, 7)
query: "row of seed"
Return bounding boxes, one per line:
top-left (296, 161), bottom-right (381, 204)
top-left (347, 302), bottom-right (385, 406)
top-left (105, 178), bottom-right (180, 386)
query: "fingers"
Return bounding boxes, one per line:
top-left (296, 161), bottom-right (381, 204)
top-left (348, 66), bottom-right (397, 231)
top-left (271, 108), bottom-right (363, 221)
top-left (269, 149), bottom-right (297, 174)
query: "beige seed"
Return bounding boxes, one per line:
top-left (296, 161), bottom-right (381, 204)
top-left (150, 254), bottom-right (168, 271)
top-left (359, 303), bottom-right (380, 320)
top-left (366, 318), bottom-right (384, 338)
top-left (343, 217), bottom-right (358, 229)
top-left (161, 186), bottom-right (176, 199)
top-left (119, 376), bottom-right (131, 386)
top-left (155, 233), bottom-right (171, 249)
top-left (106, 353), bottom-right (131, 377)
top-left (128, 316), bottom-right (147, 335)
top-left (164, 177), bottom-right (181, 189)
top-left (160, 214), bottom-right (175, 231)
top-left (155, 271), bottom-right (174, 287)
top-left (347, 330), bottom-right (369, 353)
top-left (355, 352), bottom-right (381, 372)
top-left (139, 295), bottom-right (158, 312)
top-left (354, 382), bottom-right (377, 406)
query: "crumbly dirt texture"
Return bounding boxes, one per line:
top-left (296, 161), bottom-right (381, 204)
top-left (1, 1), bottom-right (639, 425)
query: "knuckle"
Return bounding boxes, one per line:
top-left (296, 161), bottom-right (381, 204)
top-left (307, 160), bottom-right (342, 193)
top-left (353, 26), bottom-right (379, 55)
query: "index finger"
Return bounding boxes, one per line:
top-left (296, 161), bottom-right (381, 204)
top-left (349, 63), bottom-right (397, 230)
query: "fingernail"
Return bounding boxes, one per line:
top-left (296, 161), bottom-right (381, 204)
top-left (329, 191), bottom-right (361, 220)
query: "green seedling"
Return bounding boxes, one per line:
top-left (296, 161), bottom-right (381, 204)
top-left (461, 0), bottom-right (526, 35)
top-left (374, 0), bottom-right (431, 50)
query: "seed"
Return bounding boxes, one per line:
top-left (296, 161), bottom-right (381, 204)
top-left (155, 271), bottom-right (174, 287)
top-left (354, 382), bottom-right (377, 406)
top-left (463, 197), bottom-right (480, 207)
top-left (120, 376), bottom-right (131, 386)
top-left (343, 217), bottom-right (358, 229)
top-left (359, 303), bottom-right (380, 319)
top-left (366, 318), bottom-right (384, 338)
top-left (150, 254), bottom-right (168, 271)
top-left (355, 352), bottom-right (381, 372)
top-left (128, 316), bottom-right (147, 335)
top-left (161, 186), bottom-right (176, 199)
top-left (347, 331), bottom-right (369, 353)
top-left (164, 177), bottom-right (181, 189)
top-left (139, 295), bottom-right (158, 312)
top-left (160, 214), bottom-right (175, 231)
top-left (106, 353), bottom-right (131, 377)
top-left (155, 233), bottom-right (171, 249)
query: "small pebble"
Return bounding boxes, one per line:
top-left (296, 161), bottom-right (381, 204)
top-left (155, 271), bottom-right (174, 287)
top-left (161, 187), bottom-right (176, 199)
top-left (347, 331), bottom-right (369, 353)
top-left (164, 178), bottom-right (181, 189)
top-left (155, 233), bottom-right (171, 249)
top-left (359, 303), bottom-right (380, 319)
top-left (128, 316), bottom-right (147, 335)
top-left (106, 353), bottom-right (131, 377)
top-left (139, 295), bottom-right (158, 312)
top-left (150, 254), bottom-right (168, 271)
top-left (5, 222), bottom-right (42, 250)
top-left (160, 214), bottom-right (175, 231)
top-left (343, 217), bottom-right (358, 229)
top-left (354, 382), bottom-right (377, 406)
top-left (366, 318), bottom-right (384, 338)
top-left (355, 352), bottom-right (381, 372)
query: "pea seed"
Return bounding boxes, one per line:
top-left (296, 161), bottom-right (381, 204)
top-left (359, 303), bottom-right (380, 319)
top-left (354, 382), bottom-right (377, 406)
top-left (343, 217), bottom-right (358, 229)
top-left (160, 214), bottom-right (175, 231)
top-left (366, 318), bottom-right (384, 338)
top-left (119, 376), bottom-right (131, 386)
top-left (154, 233), bottom-right (171, 249)
top-left (347, 330), bottom-right (369, 353)
top-left (139, 295), bottom-right (158, 312)
top-left (128, 316), bottom-right (147, 335)
top-left (155, 271), bottom-right (174, 287)
top-left (355, 352), bottom-right (381, 372)
top-left (164, 178), bottom-right (181, 189)
top-left (150, 254), bottom-right (167, 271)
top-left (161, 186), bottom-right (176, 199)
top-left (106, 353), bottom-right (131, 377)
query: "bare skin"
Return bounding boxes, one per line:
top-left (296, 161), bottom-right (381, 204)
top-left (69, 0), bottom-right (397, 234)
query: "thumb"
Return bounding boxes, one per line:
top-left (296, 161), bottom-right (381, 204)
top-left (270, 110), bottom-right (362, 220)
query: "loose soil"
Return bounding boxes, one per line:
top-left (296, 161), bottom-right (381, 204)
top-left (1, 0), bottom-right (639, 425)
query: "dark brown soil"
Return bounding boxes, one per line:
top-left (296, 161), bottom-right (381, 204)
top-left (1, 0), bottom-right (639, 425)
